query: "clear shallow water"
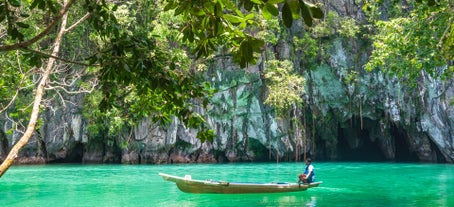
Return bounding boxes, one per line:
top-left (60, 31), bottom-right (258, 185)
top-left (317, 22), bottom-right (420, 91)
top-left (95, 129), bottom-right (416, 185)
top-left (1, 162), bottom-right (453, 207)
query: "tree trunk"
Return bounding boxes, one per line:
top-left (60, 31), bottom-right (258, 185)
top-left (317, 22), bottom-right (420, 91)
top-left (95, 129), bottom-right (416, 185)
top-left (0, 0), bottom-right (69, 177)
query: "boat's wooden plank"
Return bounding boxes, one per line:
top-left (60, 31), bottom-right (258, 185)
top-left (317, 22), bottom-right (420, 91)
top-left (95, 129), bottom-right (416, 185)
top-left (158, 172), bottom-right (322, 194)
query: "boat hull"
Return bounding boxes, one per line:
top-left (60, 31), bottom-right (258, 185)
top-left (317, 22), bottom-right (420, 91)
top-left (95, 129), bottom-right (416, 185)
top-left (159, 173), bottom-right (321, 194)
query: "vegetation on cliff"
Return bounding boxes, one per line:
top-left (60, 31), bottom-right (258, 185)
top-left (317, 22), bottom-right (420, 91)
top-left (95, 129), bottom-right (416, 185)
top-left (0, 0), bottom-right (453, 176)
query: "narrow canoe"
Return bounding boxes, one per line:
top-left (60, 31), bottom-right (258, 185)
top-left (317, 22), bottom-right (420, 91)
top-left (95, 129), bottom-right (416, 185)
top-left (158, 172), bottom-right (322, 194)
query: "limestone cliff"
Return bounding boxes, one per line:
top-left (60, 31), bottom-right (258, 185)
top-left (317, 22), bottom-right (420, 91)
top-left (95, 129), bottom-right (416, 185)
top-left (1, 0), bottom-right (453, 164)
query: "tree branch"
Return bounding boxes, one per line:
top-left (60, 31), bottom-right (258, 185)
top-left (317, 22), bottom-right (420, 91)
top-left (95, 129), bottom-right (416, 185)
top-left (0, 0), bottom-right (72, 177)
top-left (65, 12), bottom-right (91, 32)
top-left (0, 88), bottom-right (20, 114)
top-left (45, 81), bottom-right (98, 94)
top-left (21, 47), bottom-right (100, 67)
top-left (0, 0), bottom-right (77, 51)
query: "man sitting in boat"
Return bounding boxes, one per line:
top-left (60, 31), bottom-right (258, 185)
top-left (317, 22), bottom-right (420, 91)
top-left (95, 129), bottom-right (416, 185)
top-left (298, 158), bottom-right (315, 184)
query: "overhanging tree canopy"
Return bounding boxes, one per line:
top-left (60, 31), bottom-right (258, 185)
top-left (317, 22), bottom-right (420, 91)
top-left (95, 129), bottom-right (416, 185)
top-left (0, 0), bottom-right (323, 177)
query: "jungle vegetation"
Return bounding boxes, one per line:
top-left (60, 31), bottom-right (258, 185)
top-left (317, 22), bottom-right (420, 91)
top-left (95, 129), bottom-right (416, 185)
top-left (0, 0), bottom-right (452, 177)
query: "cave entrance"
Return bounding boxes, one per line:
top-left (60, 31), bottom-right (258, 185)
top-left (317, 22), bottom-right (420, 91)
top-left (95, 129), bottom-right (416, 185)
top-left (57, 142), bottom-right (84, 163)
top-left (0, 130), bottom-right (8, 158)
top-left (337, 120), bottom-right (387, 162)
top-left (391, 124), bottom-right (419, 162)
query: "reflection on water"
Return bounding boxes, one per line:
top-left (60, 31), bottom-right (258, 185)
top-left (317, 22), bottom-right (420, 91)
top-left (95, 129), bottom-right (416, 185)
top-left (259, 194), bottom-right (316, 207)
top-left (435, 166), bottom-right (450, 207)
top-left (306, 196), bottom-right (317, 207)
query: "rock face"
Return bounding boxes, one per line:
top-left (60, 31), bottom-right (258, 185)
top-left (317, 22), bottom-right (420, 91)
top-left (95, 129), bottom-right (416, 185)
top-left (1, 1), bottom-right (453, 164)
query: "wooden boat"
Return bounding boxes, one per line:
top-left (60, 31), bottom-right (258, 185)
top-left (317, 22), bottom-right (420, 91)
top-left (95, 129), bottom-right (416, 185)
top-left (158, 172), bottom-right (322, 194)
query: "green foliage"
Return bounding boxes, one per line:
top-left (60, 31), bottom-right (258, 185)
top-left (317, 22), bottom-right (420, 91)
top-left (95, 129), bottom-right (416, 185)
top-left (0, 49), bottom-right (35, 114)
top-left (163, 0), bottom-right (323, 68)
top-left (82, 90), bottom-right (109, 136)
top-left (338, 17), bottom-right (360, 38)
top-left (364, 0), bottom-right (453, 83)
top-left (0, 52), bottom-right (21, 100)
top-left (257, 18), bottom-right (281, 45)
top-left (293, 32), bottom-right (318, 68)
top-left (0, 0), bottom-right (218, 143)
top-left (264, 60), bottom-right (305, 117)
top-left (310, 11), bottom-right (359, 39)
top-left (149, 6), bottom-right (195, 70)
top-left (82, 0), bottom-right (217, 142)
top-left (311, 14), bottom-right (336, 38)
top-left (0, 0), bottom-right (60, 42)
top-left (295, 11), bottom-right (359, 69)
top-left (344, 70), bottom-right (358, 86)
top-left (0, 1), bottom-right (308, 147)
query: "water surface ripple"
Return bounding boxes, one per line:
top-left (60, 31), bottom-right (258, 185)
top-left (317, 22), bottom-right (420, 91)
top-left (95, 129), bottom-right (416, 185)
top-left (1, 162), bottom-right (453, 207)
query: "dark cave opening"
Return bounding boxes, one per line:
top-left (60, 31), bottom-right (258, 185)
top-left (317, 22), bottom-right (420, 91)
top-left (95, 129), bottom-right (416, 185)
top-left (0, 130), bottom-right (8, 158)
top-left (67, 142), bottom-right (84, 163)
top-left (336, 120), bottom-right (424, 162)
top-left (430, 140), bottom-right (446, 163)
top-left (337, 121), bottom-right (387, 162)
top-left (49, 142), bottom-right (84, 163)
top-left (337, 133), bottom-right (387, 161)
top-left (391, 124), bottom-right (419, 162)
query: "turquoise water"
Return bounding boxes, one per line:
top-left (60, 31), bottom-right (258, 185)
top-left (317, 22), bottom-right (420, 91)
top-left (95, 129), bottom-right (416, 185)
top-left (1, 162), bottom-right (453, 207)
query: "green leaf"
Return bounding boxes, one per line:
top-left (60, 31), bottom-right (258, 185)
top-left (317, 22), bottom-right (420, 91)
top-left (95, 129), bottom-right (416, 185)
top-left (239, 21), bottom-right (246, 29)
top-left (262, 3), bottom-right (278, 20)
top-left (288, 0), bottom-right (301, 19)
top-left (123, 63), bottom-right (130, 72)
top-left (163, 1), bottom-right (176, 11)
top-left (223, 14), bottom-right (244, 24)
top-left (214, 2), bottom-right (223, 17)
top-left (47, 1), bottom-right (57, 13)
top-left (250, 38), bottom-right (265, 51)
top-left (308, 4), bottom-right (324, 19)
top-left (19, 12), bottom-right (30, 18)
top-left (37, 0), bottom-right (46, 10)
top-left (8, 0), bottom-right (21, 7)
top-left (28, 52), bottom-right (43, 67)
top-left (213, 19), bottom-right (219, 36)
top-left (282, 2), bottom-right (293, 28)
top-left (267, 0), bottom-right (285, 4)
top-left (244, 13), bottom-right (255, 20)
top-left (174, 5), bottom-right (186, 16)
top-left (243, 0), bottom-right (253, 11)
top-left (0, 13), bottom-right (6, 23)
top-left (9, 27), bottom-right (24, 41)
top-left (237, 40), bottom-right (255, 68)
top-left (16, 22), bottom-right (29, 28)
top-left (197, 129), bottom-right (215, 143)
top-left (262, 8), bottom-right (272, 21)
top-left (240, 41), bottom-right (253, 61)
top-left (239, 58), bottom-right (247, 68)
top-left (299, 0), bottom-right (313, 26)
top-left (30, 0), bottom-right (41, 9)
